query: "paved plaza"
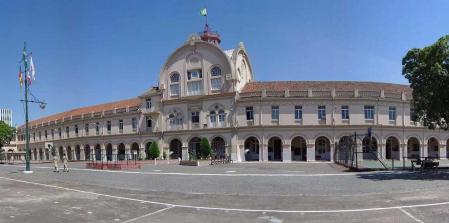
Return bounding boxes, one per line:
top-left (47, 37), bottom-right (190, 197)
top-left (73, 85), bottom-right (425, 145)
top-left (1, 162), bottom-right (449, 222)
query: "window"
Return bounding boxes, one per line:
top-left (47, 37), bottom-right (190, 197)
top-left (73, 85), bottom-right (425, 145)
top-left (51, 129), bottom-right (54, 139)
top-left (294, 105), bottom-right (302, 120)
top-left (246, 106), bottom-right (254, 121)
top-left (389, 106), bottom-right (396, 121)
top-left (318, 105), bottom-right (326, 120)
top-left (58, 128), bottom-right (62, 138)
top-left (364, 105), bottom-right (375, 120)
top-left (210, 66), bottom-right (222, 90)
top-left (66, 126), bottom-right (70, 138)
top-left (75, 125), bottom-right (79, 136)
top-left (271, 106), bottom-right (279, 120)
top-left (210, 111), bottom-right (216, 127)
top-left (191, 111), bottom-right (200, 124)
top-left (44, 130), bottom-right (47, 140)
top-left (146, 117), bottom-right (152, 128)
top-left (146, 99), bottom-right (151, 109)
top-left (95, 122), bottom-right (100, 135)
top-left (341, 105), bottom-right (349, 120)
top-left (168, 111), bottom-right (183, 129)
top-left (187, 69), bottom-right (202, 80)
top-left (33, 132), bottom-right (35, 141)
top-left (218, 110), bottom-right (226, 126)
top-left (107, 121), bottom-right (111, 133)
top-left (39, 131), bottom-right (41, 140)
top-left (85, 123), bottom-right (89, 135)
top-left (119, 120), bottom-right (123, 133)
top-left (170, 73), bottom-right (180, 96)
top-left (187, 80), bottom-right (203, 96)
top-left (132, 117), bottom-right (137, 131)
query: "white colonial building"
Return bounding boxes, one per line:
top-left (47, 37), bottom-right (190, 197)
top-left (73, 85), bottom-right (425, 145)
top-left (15, 27), bottom-right (449, 163)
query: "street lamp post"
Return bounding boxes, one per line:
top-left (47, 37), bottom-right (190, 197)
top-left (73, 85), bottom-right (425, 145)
top-left (20, 42), bottom-right (46, 174)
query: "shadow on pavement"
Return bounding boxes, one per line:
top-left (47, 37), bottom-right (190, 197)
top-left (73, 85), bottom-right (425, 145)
top-left (356, 169), bottom-right (449, 181)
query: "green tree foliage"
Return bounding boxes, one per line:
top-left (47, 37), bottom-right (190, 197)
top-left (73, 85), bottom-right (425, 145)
top-left (200, 137), bottom-right (213, 159)
top-left (0, 121), bottom-right (15, 160)
top-left (402, 35), bottom-right (449, 129)
top-left (148, 142), bottom-right (160, 159)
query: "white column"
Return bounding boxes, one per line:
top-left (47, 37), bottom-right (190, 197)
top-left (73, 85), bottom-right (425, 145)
top-left (80, 148), bottom-right (85, 160)
top-left (283, 144), bottom-right (291, 163)
top-left (380, 143), bottom-right (386, 160)
top-left (307, 144), bottom-right (315, 162)
top-left (182, 146), bottom-right (188, 160)
top-left (330, 143), bottom-right (335, 161)
top-left (423, 143), bottom-right (428, 158)
top-left (101, 145), bottom-right (106, 161)
top-left (262, 143), bottom-right (268, 161)
top-left (112, 145), bottom-right (118, 161)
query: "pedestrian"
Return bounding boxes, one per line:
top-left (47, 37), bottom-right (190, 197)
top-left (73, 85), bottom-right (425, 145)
top-left (53, 155), bottom-right (59, 172)
top-left (63, 153), bottom-right (69, 172)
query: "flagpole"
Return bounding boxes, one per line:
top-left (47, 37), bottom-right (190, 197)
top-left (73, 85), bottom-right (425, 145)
top-left (23, 42), bottom-right (32, 173)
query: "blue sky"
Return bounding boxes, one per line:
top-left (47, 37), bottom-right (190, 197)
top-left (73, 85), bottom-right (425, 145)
top-left (1, 0), bottom-right (448, 125)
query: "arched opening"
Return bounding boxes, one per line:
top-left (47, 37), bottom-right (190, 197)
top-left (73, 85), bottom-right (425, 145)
top-left (244, 137), bottom-right (260, 161)
top-left (75, 145), bottom-right (81, 161)
top-left (407, 137), bottom-right (420, 159)
top-left (67, 146), bottom-right (72, 160)
top-left (131, 143), bottom-right (139, 160)
top-left (338, 136), bottom-right (355, 163)
top-left (428, 138), bottom-right (439, 159)
top-left (291, 136), bottom-right (307, 161)
top-left (84, 145), bottom-right (90, 161)
top-left (362, 136), bottom-right (378, 160)
top-left (268, 137), bottom-right (282, 161)
top-left (33, 148), bottom-right (37, 160)
top-left (106, 144), bottom-right (113, 161)
top-left (59, 146), bottom-right (64, 160)
top-left (39, 148), bottom-right (43, 160)
top-left (118, 143), bottom-right (126, 161)
top-left (94, 144), bottom-right (101, 161)
top-left (386, 137), bottom-right (400, 160)
top-left (211, 137), bottom-right (226, 159)
top-left (169, 139), bottom-right (182, 160)
top-left (188, 137), bottom-right (201, 159)
top-left (315, 136), bottom-right (330, 161)
top-left (145, 142), bottom-right (153, 160)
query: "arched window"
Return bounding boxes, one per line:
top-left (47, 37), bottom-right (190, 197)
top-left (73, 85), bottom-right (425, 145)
top-left (208, 106), bottom-right (226, 128)
top-left (218, 110), bottom-right (226, 127)
top-left (168, 110), bottom-right (183, 130)
top-left (209, 111), bottom-right (217, 128)
top-left (170, 72), bottom-right (180, 96)
top-left (210, 66), bottom-right (222, 90)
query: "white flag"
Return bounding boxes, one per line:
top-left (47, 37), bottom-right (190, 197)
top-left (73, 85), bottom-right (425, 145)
top-left (30, 56), bottom-right (36, 80)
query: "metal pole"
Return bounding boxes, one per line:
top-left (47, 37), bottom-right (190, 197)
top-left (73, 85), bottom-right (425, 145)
top-left (23, 42), bottom-right (32, 173)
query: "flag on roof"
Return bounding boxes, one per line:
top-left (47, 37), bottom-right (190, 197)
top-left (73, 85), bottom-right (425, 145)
top-left (200, 8), bottom-right (207, 16)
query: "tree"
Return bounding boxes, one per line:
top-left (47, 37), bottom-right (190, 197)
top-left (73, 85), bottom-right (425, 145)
top-left (402, 35), bottom-right (449, 129)
top-left (0, 121), bottom-right (15, 160)
top-left (148, 142), bottom-right (160, 159)
top-left (200, 137), bottom-right (213, 159)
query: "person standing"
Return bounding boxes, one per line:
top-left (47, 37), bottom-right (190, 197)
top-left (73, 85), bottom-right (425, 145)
top-left (62, 153), bottom-right (69, 172)
top-left (53, 155), bottom-right (59, 172)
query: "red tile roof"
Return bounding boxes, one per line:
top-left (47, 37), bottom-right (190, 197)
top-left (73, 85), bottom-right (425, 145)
top-left (24, 98), bottom-right (141, 128)
top-left (241, 81), bottom-right (411, 94)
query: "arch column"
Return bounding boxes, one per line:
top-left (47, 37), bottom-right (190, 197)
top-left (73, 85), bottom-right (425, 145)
top-left (182, 146), bottom-right (188, 160)
top-left (330, 143), bottom-right (335, 161)
top-left (307, 144), bottom-right (315, 162)
top-left (262, 143), bottom-right (268, 161)
top-left (283, 143), bottom-right (291, 162)
top-left (101, 145), bottom-right (106, 161)
top-left (423, 143), bottom-right (428, 158)
top-left (380, 143), bottom-right (386, 160)
top-left (356, 142), bottom-right (363, 161)
top-left (399, 143), bottom-right (405, 160)
top-left (440, 144), bottom-right (447, 160)
top-left (80, 148), bottom-right (85, 160)
top-left (112, 145), bottom-right (118, 161)
top-left (125, 145), bottom-right (131, 160)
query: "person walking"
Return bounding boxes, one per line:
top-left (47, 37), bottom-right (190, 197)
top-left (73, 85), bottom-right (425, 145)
top-left (53, 155), bottom-right (59, 172)
top-left (62, 153), bottom-right (69, 172)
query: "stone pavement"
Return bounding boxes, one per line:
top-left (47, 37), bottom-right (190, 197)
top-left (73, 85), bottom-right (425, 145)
top-left (0, 162), bottom-right (449, 222)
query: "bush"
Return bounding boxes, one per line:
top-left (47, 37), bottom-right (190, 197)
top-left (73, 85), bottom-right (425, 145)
top-left (162, 151), bottom-right (167, 160)
top-left (148, 142), bottom-right (160, 159)
top-left (200, 138), bottom-right (213, 159)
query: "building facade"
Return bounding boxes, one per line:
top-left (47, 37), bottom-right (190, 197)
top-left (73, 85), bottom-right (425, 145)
top-left (15, 31), bottom-right (449, 163)
top-left (0, 109), bottom-right (12, 127)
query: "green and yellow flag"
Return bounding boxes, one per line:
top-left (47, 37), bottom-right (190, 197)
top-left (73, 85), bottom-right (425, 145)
top-left (200, 8), bottom-right (207, 16)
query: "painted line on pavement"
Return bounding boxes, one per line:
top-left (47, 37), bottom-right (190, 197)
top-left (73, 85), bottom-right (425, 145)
top-left (1, 176), bottom-right (449, 214)
top-left (0, 164), bottom-right (409, 177)
top-left (121, 206), bottom-right (173, 223)
top-left (399, 208), bottom-right (424, 223)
